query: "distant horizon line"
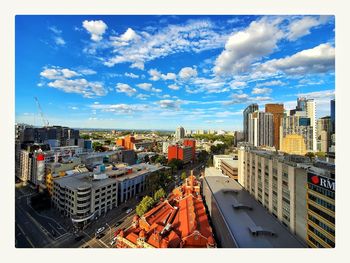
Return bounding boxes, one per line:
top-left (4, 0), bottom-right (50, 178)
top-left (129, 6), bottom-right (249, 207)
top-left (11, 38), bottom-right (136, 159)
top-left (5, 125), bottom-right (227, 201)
top-left (15, 123), bottom-right (241, 132)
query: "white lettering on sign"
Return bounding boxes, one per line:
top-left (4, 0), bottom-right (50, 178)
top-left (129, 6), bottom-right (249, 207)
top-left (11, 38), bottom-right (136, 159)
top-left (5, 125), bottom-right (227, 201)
top-left (319, 178), bottom-right (335, 191)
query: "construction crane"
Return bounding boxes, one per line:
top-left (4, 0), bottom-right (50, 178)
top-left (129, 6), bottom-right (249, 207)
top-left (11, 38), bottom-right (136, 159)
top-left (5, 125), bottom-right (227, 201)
top-left (34, 96), bottom-right (49, 127)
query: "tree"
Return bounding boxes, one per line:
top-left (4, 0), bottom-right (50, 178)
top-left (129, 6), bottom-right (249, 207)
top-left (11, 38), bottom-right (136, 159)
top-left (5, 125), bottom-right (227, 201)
top-left (197, 150), bottom-right (209, 163)
top-left (154, 188), bottom-right (166, 202)
top-left (155, 155), bottom-right (167, 165)
top-left (181, 171), bottom-right (187, 181)
top-left (315, 151), bottom-right (326, 158)
top-left (92, 142), bottom-right (104, 152)
top-left (150, 154), bottom-right (159, 163)
top-left (206, 156), bottom-right (213, 167)
top-left (135, 196), bottom-right (155, 217)
top-left (168, 158), bottom-right (184, 172)
top-left (144, 155), bottom-right (150, 163)
top-left (305, 152), bottom-right (316, 161)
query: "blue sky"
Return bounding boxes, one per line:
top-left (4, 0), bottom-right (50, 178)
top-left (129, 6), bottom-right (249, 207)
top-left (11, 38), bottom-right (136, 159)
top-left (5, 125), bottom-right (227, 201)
top-left (15, 15), bottom-right (335, 131)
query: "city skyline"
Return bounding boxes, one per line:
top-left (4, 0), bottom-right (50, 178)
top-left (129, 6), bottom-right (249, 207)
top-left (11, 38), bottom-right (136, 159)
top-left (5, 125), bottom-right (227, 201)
top-left (16, 15), bottom-right (335, 130)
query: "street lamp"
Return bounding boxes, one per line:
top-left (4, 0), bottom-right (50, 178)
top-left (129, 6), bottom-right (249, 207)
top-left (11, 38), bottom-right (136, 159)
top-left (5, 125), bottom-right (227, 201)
top-left (105, 222), bottom-right (112, 245)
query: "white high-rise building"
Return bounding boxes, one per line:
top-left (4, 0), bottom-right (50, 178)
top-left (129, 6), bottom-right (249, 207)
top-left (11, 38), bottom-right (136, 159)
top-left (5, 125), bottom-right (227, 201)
top-left (248, 111), bottom-right (274, 147)
top-left (306, 99), bottom-right (317, 152)
top-left (175, 126), bottom-right (185, 140)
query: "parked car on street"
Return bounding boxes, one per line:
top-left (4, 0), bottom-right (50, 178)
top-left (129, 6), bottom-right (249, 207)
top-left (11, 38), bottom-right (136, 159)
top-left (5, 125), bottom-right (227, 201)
top-left (126, 208), bottom-right (133, 214)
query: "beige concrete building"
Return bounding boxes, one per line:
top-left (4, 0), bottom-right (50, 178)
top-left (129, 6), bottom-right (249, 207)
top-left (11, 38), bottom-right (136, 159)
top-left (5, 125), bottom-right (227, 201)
top-left (281, 134), bottom-right (307, 155)
top-left (238, 147), bottom-right (309, 241)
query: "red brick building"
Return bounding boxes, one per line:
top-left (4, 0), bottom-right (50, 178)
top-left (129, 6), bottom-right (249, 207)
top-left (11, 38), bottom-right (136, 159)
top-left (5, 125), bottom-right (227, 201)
top-left (168, 144), bottom-right (193, 164)
top-left (183, 139), bottom-right (196, 162)
top-left (114, 173), bottom-right (216, 248)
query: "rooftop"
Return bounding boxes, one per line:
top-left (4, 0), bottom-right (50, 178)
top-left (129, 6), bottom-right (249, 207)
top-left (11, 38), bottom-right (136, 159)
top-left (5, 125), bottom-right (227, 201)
top-left (204, 175), bottom-right (306, 248)
top-left (204, 167), bottom-right (228, 177)
top-left (221, 159), bottom-right (239, 168)
top-left (54, 172), bottom-right (117, 190)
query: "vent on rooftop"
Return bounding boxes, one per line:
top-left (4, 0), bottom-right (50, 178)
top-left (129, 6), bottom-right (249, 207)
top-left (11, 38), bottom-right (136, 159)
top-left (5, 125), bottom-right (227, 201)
top-left (249, 226), bottom-right (276, 237)
top-left (232, 203), bottom-right (252, 210)
top-left (223, 190), bottom-right (238, 195)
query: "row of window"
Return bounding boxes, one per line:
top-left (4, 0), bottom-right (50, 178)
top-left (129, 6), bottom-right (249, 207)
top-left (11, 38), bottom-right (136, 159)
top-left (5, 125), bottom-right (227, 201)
top-left (308, 184), bottom-right (335, 200)
top-left (308, 224), bottom-right (335, 247)
top-left (308, 204), bottom-right (335, 224)
top-left (308, 214), bottom-right (335, 236)
top-left (308, 193), bottom-right (335, 211)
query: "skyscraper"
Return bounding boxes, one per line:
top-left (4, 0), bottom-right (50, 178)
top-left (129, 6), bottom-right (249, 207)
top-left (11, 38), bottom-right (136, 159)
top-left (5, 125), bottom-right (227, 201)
top-left (243, 104), bottom-right (259, 142)
top-left (297, 97), bottom-right (307, 111)
top-left (330, 99), bottom-right (335, 133)
top-left (265, 103), bottom-right (284, 150)
top-left (175, 126), bottom-right (185, 140)
top-left (248, 111), bottom-right (273, 147)
top-left (305, 99), bottom-right (317, 152)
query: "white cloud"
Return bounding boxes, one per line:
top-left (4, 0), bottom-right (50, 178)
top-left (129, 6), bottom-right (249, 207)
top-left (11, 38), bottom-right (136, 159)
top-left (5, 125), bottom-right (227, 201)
top-left (156, 100), bottom-right (182, 110)
top-left (120, 28), bottom-right (139, 42)
top-left (168, 84), bottom-right (180, 90)
top-left (148, 69), bottom-right (176, 81)
top-left (103, 19), bottom-right (229, 68)
top-left (251, 87), bottom-right (272, 95)
top-left (54, 37), bottom-right (65, 46)
top-left (40, 67), bottom-right (80, 79)
top-left (162, 72), bottom-right (177, 80)
top-left (47, 79), bottom-right (106, 98)
top-left (137, 83), bottom-right (152, 91)
top-left (214, 17), bottom-right (283, 75)
top-left (91, 103), bottom-right (148, 114)
top-left (82, 20), bottom-right (108, 42)
top-left (115, 83), bottom-right (137, 96)
top-left (259, 43), bottom-right (335, 75)
top-left (148, 69), bottom-right (162, 81)
top-left (286, 16), bottom-right (331, 41)
top-left (255, 80), bottom-right (286, 87)
top-left (70, 106), bottom-right (78, 110)
top-left (178, 67), bottom-right (197, 80)
top-left (229, 81), bottom-right (247, 90)
top-left (125, 72), bottom-right (139, 78)
top-left (136, 94), bottom-right (150, 100)
top-left (136, 82), bottom-right (162, 93)
top-left (79, 69), bottom-right (97, 75)
top-left (224, 92), bottom-right (272, 105)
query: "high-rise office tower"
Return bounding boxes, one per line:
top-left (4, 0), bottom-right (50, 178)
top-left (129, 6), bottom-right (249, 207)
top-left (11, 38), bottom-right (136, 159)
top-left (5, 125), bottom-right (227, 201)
top-left (265, 104), bottom-right (284, 150)
top-left (305, 99), bottom-right (317, 152)
top-left (243, 104), bottom-right (259, 142)
top-left (248, 111), bottom-right (273, 147)
top-left (175, 126), bottom-right (185, 140)
top-left (297, 97), bottom-right (307, 111)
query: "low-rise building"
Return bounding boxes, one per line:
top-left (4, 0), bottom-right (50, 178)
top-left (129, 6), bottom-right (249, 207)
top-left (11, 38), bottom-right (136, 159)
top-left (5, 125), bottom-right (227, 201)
top-left (220, 159), bottom-right (239, 181)
top-left (213, 155), bottom-right (237, 170)
top-left (52, 172), bottom-right (118, 229)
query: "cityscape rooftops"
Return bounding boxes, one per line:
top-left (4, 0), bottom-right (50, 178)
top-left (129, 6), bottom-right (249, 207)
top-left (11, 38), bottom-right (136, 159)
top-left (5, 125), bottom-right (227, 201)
top-left (204, 175), bottom-right (306, 248)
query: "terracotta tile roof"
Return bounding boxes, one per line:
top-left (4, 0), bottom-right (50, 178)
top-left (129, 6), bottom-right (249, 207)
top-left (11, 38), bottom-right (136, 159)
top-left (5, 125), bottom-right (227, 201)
top-left (116, 173), bottom-right (216, 248)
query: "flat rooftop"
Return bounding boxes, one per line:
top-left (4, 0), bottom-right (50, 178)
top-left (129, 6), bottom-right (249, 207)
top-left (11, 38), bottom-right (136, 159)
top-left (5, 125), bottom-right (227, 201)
top-left (54, 172), bottom-right (117, 190)
top-left (221, 159), bottom-right (239, 168)
top-left (204, 167), bottom-right (228, 177)
top-left (204, 175), bottom-right (306, 248)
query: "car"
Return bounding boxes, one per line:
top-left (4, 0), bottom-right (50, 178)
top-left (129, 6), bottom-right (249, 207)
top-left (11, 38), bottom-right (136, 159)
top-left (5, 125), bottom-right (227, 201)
top-left (115, 221), bottom-right (123, 227)
top-left (75, 235), bottom-right (84, 241)
top-left (122, 206), bottom-right (129, 211)
top-left (96, 226), bottom-right (105, 235)
top-left (96, 233), bottom-right (105, 239)
top-left (126, 208), bottom-right (133, 214)
top-left (110, 240), bottom-right (116, 246)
